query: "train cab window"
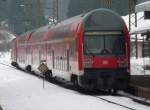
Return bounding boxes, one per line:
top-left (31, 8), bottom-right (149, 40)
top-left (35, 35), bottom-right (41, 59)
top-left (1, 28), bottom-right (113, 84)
top-left (84, 32), bottom-right (125, 56)
top-left (84, 36), bottom-right (104, 54)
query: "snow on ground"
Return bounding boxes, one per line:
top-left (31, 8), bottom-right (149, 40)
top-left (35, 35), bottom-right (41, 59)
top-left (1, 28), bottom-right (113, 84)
top-left (131, 57), bottom-right (150, 75)
top-left (0, 52), bottom-right (11, 64)
top-left (0, 62), bottom-right (149, 110)
top-left (0, 63), bottom-right (147, 110)
top-left (0, 53), bottom-right (150, 110)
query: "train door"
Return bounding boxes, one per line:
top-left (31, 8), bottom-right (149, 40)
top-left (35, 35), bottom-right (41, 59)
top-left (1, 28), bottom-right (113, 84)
top-left (52, 50), bottom-right (54, 69)
top-left (47, 44), bottom-right (53, 69)
top-left (14, 40), bottom-right (18, 63)
top-left (26, 46), bottom-right (32, 65)
top-left (66, 43), bottom-right (70, 71)
top-left (40, 45), bottom-right (46, 64)
top-left (39, 49), bottom-right (41, 65)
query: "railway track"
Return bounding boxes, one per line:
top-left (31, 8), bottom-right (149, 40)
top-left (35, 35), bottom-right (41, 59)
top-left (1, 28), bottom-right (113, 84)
top-left (0, 62), bottom-right (149, 110)
top-left (93, 96), bottom-right (137, 110)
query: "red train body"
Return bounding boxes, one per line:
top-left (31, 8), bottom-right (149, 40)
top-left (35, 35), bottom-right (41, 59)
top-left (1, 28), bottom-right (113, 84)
top-left (11, 9), bottom-right (130, 91)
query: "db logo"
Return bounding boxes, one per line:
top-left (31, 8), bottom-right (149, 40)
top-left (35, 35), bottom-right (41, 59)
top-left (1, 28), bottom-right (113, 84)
top-left (102, 60), bottom-right (109, 65)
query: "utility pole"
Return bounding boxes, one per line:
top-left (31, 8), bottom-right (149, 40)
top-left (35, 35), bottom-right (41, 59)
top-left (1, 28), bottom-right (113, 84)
top-left (53, 0), bottom-right (59, 23)
top-left (129, 0), bottom-right (138, 58)
top-left (129, 0), bottom-right (137, 32)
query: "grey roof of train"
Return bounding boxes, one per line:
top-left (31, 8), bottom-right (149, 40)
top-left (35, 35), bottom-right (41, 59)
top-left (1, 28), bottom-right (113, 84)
top-left (55, 8), bottom-right (124, 26)
top-left (20, 8), bottom-right (125, 37)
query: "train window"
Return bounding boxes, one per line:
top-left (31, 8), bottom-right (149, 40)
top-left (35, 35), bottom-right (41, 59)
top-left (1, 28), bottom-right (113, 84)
top-left (84, 34), bottom-right (125, 56)
top-left (84, 36), bottom-right (104, 54)
top-left (105, 36), bottom-right (125, 55)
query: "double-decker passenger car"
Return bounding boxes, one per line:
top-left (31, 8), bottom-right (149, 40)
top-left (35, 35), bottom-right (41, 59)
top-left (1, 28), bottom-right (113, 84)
top-left (11, 9), bottom-right (130, 92)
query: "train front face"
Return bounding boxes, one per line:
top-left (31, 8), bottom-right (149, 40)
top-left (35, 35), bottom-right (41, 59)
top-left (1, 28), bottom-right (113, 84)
top-left (78, 9), bottom-right (130, 90)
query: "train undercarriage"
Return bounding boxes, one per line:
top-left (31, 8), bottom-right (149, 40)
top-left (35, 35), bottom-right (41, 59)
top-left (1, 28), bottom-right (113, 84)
top-left (77, 68), bottom-right (130, 92)
top-left (12, 61), bottom-right (130, 94)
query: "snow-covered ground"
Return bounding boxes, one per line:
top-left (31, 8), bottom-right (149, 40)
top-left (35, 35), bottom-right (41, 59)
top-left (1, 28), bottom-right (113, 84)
top-left (0, 52), bottom-right (11, 64)
top-left (131, 57), bottom-right (150, 75)
top-left (0, 56), bottom-right (150, 110)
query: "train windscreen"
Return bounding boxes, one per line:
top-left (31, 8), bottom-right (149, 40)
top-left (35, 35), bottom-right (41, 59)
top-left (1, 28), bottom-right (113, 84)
top-left (84, 31), bottom-right (125, 56)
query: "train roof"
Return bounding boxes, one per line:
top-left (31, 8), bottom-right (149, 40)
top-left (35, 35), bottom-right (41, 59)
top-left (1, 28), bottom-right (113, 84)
top-left (55, 8), bottom-right (125, 31)
top-left (17, 8), bottom-right (126, 44)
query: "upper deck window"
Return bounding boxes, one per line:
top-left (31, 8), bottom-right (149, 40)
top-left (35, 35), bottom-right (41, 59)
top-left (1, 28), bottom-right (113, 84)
top-left (83, 31), bottom-right (125, 56)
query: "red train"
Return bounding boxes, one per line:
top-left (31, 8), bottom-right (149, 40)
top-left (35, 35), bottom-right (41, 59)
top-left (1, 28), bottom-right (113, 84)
top-left (11, 9), bottom-right (130, 92)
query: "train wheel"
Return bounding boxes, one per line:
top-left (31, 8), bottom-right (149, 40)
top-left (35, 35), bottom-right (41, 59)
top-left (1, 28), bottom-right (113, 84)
top-left (108, 89), bottom-right (118, 95)
top-left (11, 62), bottom-right (18, 67)
top-left (113, 89), bottom-right (118, 95)
top-left (45, 70), bottom-right (53, 82)
top-left (25, 65), bottom-right (31, 73)
top-left (73, 78), bottom-right (78, 87)
top-left (71, 75), bottom-right (79, 89)
top-left (11, 62), bottom-right (20, 69)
